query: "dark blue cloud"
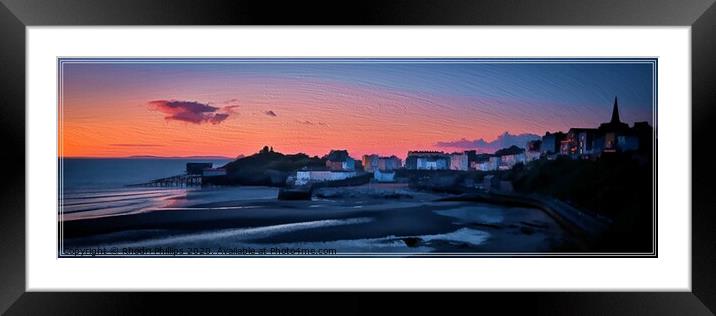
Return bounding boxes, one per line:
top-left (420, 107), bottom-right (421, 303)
top-left (436, 132), bottom-right (540, 153)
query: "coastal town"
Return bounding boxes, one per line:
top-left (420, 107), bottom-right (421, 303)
top-left (59, 60), bottom-right (656, 256)
top-left (180, 97), bottom-right (652, 194)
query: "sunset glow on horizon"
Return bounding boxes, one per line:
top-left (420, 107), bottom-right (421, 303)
top-left (59, 59), bottom-right (655, 159)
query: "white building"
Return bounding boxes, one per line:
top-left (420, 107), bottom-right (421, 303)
top-left (416, 157), bottom-right (449, 170)
top-left (373, 169), bottom-right (396, 182)
top-left (449, 153), bottom-right (469, 171)
top-left (295, 170), bottom-right (357, 185)
top-left (377, 156), bottom-right (402, 171)
top-left (362, 154), bottom-right (379, 172)
top-left (363, 155), bottom-right (402, 172)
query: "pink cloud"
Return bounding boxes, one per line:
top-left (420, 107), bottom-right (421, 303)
top-left (148, 100), bottom-right (234, 125)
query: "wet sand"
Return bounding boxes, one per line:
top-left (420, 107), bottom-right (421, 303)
top-left (60, 185), bottom-right (577, 255)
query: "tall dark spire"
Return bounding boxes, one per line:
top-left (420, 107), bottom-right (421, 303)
top-left (610, 96), bottom-right (621, 123)
top-left (599, 96), bottom-right (629, 131)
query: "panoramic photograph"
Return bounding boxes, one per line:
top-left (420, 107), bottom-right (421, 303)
top-left (57, 58), bottom-right (656, 257)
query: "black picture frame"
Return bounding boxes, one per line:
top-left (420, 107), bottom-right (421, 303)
top-left (1, 0), bottom-right (714, 314)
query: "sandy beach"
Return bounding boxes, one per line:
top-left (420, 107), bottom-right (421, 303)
top-left (60, 184), bottom-right (577, 256)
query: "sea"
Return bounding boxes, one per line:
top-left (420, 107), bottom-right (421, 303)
top-left (59, 158), bottom-right (233, 220)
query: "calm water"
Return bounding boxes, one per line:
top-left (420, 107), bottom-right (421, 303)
top-left (59, 158), bottom-right (232, 220)
top-left (60, 158), bottom-right (232, 190)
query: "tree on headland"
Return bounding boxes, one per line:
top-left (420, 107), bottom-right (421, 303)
top-left (259, 145), bottom-right (274, 154)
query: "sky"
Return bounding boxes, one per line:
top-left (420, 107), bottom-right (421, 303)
top-left (59, 59), bottom-right (655, 159)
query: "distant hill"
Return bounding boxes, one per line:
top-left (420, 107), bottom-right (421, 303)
top-left (221, 146), bottom-right (325, 186)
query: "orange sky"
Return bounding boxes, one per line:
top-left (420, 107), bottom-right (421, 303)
top-left (59, 82), bottom-right (543, 159)
top-left (58, 60), bottom-right (654, 159)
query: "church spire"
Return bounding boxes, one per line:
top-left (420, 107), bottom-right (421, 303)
top-left (610, 96), bottom-right (621, 123)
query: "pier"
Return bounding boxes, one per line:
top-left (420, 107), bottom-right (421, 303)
top-left (128, 174), bottom-right (203, 187)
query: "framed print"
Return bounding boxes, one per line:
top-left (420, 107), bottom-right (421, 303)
top-left (1, 0), bottom-right (715, 314)
top-left (54, 57), bottom-right (657, 258)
